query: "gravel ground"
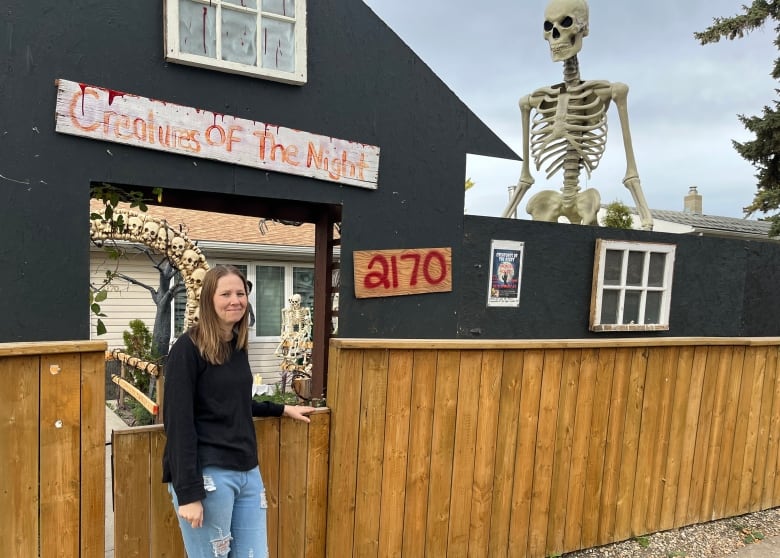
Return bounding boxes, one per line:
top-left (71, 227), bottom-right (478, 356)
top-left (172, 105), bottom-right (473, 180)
top-left (561, 508), bottom-right (780, 558)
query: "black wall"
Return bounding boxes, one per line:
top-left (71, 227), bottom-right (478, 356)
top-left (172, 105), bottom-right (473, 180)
top-left (0, 0), bottom-right (514, 342)
top-left (457, 216), bottom-right (780, 339)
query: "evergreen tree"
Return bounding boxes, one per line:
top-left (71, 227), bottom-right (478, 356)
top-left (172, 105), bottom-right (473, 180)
top-left (695, 1), bottom-right (780, 234)
top-left (601, 200), bottom-right (634, 229)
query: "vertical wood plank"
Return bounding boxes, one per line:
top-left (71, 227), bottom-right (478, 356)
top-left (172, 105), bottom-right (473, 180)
top-left (529, 349), bottom-right (563, 558)
top-left (739, 347), bottom-right (769, 511)
top-left (699, 347), bottom-right (732, 520)
top-left (326, 349), bottom-right (363, 558)
top-left (468, 350), bottom-right (504, 558)
top-left (763, 347), bottom-right (780, 509)
top-left (487, 350), bottom-right (524, 558)
top-left (0, 355), bottom-right (39, 558)
top-left (424, 350), bottom-right (461, 557)
top-left (580, 348), bottom-right (615, 549)
top-left (40, 353), bottom-right (81, 558)
top-left (750, 347), bottom-right (776, 511)
top-left (150, 429), bottom-right (185, 558)
top-left (81, 350), bottom-right (106, 558)
top-left (258, 418), bottom-right (281, 557)
top-left (547, 349), bottom-right (582, 554)
top-left (686, 346), bottom-right (720, 524)
top-left (113, 430), bottom-right (152, 558)
top-left (727, 346), bottom-right (758, 516)
top-left (613, 347), bottom-right (648, 540)
top-left (305, 411), bottom-right (330, 558)
top-left (354, 349), bottom-right (389, 558)
top-left (401, 350), bottom-right (437, 558)
top-left (447, 351), bottom-right (483, 556)
top-left (508, 349), bottom-right (544, 556)
top-left (645, 347), bottom-right (678, 531)
top-left (280, 415), bottom-right (311, 558)
top-left (713, 347), bottom-right (744, 518)
top-left (377, 350), bottom-right (413, 558)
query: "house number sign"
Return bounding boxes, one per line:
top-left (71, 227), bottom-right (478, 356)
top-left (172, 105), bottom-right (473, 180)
top-left (354, 247), bottom-right (452, 299)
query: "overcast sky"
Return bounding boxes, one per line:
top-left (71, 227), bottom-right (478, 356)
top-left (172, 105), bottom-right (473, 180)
top-left (362, 0), bottom-right (777, 220)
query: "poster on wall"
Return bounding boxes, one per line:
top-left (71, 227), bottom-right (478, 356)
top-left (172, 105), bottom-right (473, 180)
top-left (487, 240), bottom-right (524, 308)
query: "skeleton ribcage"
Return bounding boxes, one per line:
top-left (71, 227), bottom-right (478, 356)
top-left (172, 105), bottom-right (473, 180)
top-left (529, 82), bottom-right (608, 179)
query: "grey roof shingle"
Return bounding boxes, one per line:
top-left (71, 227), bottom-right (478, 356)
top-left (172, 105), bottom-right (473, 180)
top-left (650, 209), bottom-right (772, 238)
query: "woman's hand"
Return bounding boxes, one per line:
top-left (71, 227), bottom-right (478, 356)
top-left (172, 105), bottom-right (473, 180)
top-left (283, 405), bottom-right (316, 423)
top-left (178, 501), bottom-right (204, 528)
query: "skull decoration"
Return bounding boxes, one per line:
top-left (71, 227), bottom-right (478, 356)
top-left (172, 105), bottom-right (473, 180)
top-left (186, 267), bottom-right (207, 296)
top-left (126, 214), bottom-right (145, 240)
top-left (180, 249), bottom-right (201, 272)
top-left (168, 234), bottom-right (187, 260)
top-left (289, 293), bottom-right (302, 308)
top-left (141, 219), bottom-right (160, 244)
top-left (155, 225), bottom-right (172, 252)
top-left (543, 0), bottom-right (589, 62)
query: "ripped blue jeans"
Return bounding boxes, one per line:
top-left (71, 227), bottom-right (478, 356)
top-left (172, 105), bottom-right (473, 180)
top-left (169, 465), bottom-right (269, 558)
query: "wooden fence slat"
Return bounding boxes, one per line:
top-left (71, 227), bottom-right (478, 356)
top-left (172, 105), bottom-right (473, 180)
top-left (613, 347), bottom-right (649, 540)
top-left (0, 356), bottom-right (40, 558)
top-left (580, 348), bottom-right (615, 549)
top-left (149, 430), bottom-right (185, 558)
top-left (377, 350), bottom-right (413, 557)
top-left (528, 350), bottom-right (563, 558)
top-left (424, 350), bottom-right (461, 557)
top-left (644, 347), bottom-right (678, 531)
top-left (280, 416), bottom-right (311, 558)
top-left (326, 349), bottom-right (364, 557)
top-left (597, 348), bottom-right (632, 544)
top-left (547, 348), bottom-right (582, 554)
top-left (750, 347), bottom-right (776, 511)
top-left (305, 412), bottom-right (330, 558)
top-left (447, 350), bottom-right (483, 555)
top-left (727, 347), bottom-right (758, 516)
top-left (401, 350), bottom-right (438, 557)
top-left (80, 351), bottom-right (107, 558)
top-left (713, 346), bottom-right (744, 518)
top-left (113, 430), bottom-right (152, 558)
top-left (40, 353), bottom-right (81, 558)
top-left (508, 349), bottom-right (544, 556)
top-left (258, 418), bottom-right (281, 557)
top-left (468, 350), bottom-right (504, 558)
top-left (487, 351), bottom-right (524, 557)
top-left (764, 347), bottom-right (780, 508)
top-left (354, 349), bottom-right (389, 558)
top-left (738, 346), bottom-right (767, 511)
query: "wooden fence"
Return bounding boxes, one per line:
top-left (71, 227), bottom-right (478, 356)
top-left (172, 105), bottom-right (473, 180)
top-left (0, 340), bottom-right (106, 558)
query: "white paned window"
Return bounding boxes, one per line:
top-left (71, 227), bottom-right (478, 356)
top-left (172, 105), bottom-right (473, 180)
top-left (165, 0), bottom-right (307, 84)
top-left (590, 240), bottom-right (676, 332)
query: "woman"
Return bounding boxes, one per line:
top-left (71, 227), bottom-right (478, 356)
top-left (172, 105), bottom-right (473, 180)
top-left (163, 265), bottom-right (314, 558)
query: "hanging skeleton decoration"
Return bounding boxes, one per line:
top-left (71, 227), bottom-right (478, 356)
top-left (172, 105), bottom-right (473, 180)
top-left (502, 0), bottom-right (653, 230)
top-left (90, 208), bottom-right (210, 328)
top-left (275, 293), bottom-right (313, 374)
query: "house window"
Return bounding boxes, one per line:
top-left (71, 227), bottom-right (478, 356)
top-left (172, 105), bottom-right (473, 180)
top-left (164, 0), bottom-right (307, 85)
top-left (590, 239), bottom-right (676, 332)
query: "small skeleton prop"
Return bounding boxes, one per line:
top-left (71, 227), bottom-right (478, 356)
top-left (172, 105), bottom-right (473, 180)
top-left (275, 293), bottom-right (313, 374)
top-left (503, 0), bottom-right (652, 230)
top-left (89, 208), bottom-right (210, 329)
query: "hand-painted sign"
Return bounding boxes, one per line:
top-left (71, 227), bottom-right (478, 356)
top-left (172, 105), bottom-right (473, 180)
top-left (54, 79), bottom-right (380, 189)
top-left (354, 247), bottom-right (452, 299)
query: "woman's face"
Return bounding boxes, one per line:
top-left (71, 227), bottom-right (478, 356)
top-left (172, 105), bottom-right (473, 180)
top-left (212, 273), bottom-right (247, 331)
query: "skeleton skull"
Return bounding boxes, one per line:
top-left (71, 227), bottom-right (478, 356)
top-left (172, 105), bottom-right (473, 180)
top-left (155, 225), bottom-right (172, 251)
top-left (186, 267), bottom-right (207, 292)
top-left (141, 219), bottom-right (160, 244)
top-left (168, 235), bottom-right (186, 260)
top-left (126, 214), bottom-right (145, 240)
top-left (544, 0), bottom-right (589, 62)
top-left (180, 249), bottom-right (201, 272)
top-left (289, 293), bottom-right (302, 308)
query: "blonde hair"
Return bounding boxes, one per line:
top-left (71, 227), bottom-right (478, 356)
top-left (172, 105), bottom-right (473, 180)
top-left (188, 265), bottom-right (249, 365)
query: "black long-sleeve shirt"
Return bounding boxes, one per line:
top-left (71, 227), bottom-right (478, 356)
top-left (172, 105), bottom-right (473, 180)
top-left (162, 332), bottom-right (284, 505)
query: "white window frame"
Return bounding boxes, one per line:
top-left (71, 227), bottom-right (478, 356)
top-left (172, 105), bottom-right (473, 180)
top-left (590, 239), bottom-right (676, 332)
top-left (164, 0), bottom-right (307, 85)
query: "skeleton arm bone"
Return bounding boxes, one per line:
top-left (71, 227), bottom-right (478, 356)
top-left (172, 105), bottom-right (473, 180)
top-left (502, 94), bottom-right (536, 218)
top-left (611, 82), bottom-right (653, 231)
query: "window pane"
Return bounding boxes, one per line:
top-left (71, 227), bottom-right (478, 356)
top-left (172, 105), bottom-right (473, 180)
top-left (604, 250), bottom-right (623, 286)
top-left (179, 0), bottom-right (217, 57)
top-left (261, 18), bottom-right (295, 72)
top-left (293, 267), bottom-right (315, 313)
top-left (225, 0), bottom-right (258, 8)
top-left (623, 291), bottom-right (641, 324)
top-left (645, 291), bottom-right (662, 324)
top-left (222, 8), bottom-right (257, 65)
top-left (648, 253), bottom-right (666, 287)
top-left (256, 266), bottom-right (284, 336)
top-left (626, 251), bottom-right (644, 286)
top-left (263, 0), bottom-right (294, 17)
top-left (600, 289), bottom-right (619, 324)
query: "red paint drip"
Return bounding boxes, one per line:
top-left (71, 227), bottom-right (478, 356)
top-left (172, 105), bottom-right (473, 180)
top-left (202, 7), bottom-right (208, 54)
top-left (107, 89), bottom-right (125, 105)
top-left (78, 83), bottom-right (88, 115)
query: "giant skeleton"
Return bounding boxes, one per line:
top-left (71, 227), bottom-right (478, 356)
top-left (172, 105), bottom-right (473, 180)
top-left (502, 0), bottom-right (653, 230)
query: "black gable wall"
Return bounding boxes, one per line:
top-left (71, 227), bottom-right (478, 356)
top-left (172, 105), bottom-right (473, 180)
top-left (0, 0), bottom-right (516, 342)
